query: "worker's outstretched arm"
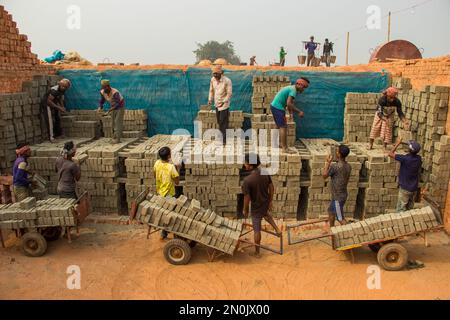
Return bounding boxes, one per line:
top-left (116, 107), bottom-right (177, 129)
top-left (243, 195), bottom-right (251, 218)
top-left (388, 138), bottom-right (402, 159)
top-left (208, 80), bottom-right (214, 106)
top-left (225, 79), bottom-right (233, 105)
top-left (268, 182), bottom-right (274, 212)
top-left (323, 155), bottom-right (333, 179)
top-left (287, 96), bottom-right (303, 116)
top-left (47, 94), bottom-right (64, 112)
top-left (98, 94), bottom-right (106, 110)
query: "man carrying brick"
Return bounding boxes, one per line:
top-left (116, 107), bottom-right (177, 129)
top-left (207, 65), bottom-right (233, 145)
top-left (41, 78), bottom-right (71, 142)
top-left (13, 143), bottom-right (33, 201)
top-left (242, 153), bottom-right (281, 258)
top-left (270, 78), bottom-right (309, 153)
top-left (323, 145), bottom-right (352, 227)
top-left (55, 141), bottom-right (81, 200)
top-left (154, 147), bottom-right (180, 239)
top-left (369, 87), bottom-right (410, 150)
top-left (389, 138), bottom-right (422, 212)
top-left (97, 79), bottom-right (125, 144)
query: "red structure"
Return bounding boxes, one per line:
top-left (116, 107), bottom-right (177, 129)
top-left (370, 40), bottom-right (422, 63)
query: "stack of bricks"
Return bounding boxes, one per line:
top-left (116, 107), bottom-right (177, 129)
top-left (78, 138), bottom-right (138, 214)
top-left (352, 143), bottom-right (400, 218)
top-left (195, 105), bottom-right (244, 138)
top-left (61, 110), bottom-right (102, 139)
top-left (124, 134), bottom-right (189, 210)
top-left (183, 139), bottom-right (242, 216)
top-left (428, 135), bottom-right (450, 209)
top-left (102, 109), bottom-right (148, 138)
top-left (252, 114), bottom-right (296, 147)
top-left (251, 75), bottom-right (297, 147)
top-left (0, 197), bottom-right (77, 229)
top-left (27, 138), bottom-right (94, 193)
top-left (343, 93), bottom-right (382, 143)
top-left (298, 139), bottom-right (362, 219)
top-left (331, 206), bottom-right (439, 248)
top-left (137, 194), bottom-right (242, 255)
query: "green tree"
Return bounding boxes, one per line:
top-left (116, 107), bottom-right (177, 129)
top-left (193, 40), bottom-right (241, 65)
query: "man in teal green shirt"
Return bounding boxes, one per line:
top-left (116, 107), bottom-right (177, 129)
top-left (279, 47), bottom-right (287, 66)
top-left (270, 77), bottom-right (310, 152)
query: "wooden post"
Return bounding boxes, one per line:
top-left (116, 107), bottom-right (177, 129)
top-left (388, 11), bottom-right (391, 42)
top-left (345, 32), bottom-right (350, 66)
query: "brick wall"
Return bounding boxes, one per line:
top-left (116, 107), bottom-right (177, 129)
top-left (0, 5), bottom-right (55, 93)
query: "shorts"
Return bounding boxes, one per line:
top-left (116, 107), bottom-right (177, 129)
top-left (270, 106), bottom-right (287, 128)
top-left (251, 214), bottom-right (266, 232)
top-left (328, 200), bottom-right (346, 222)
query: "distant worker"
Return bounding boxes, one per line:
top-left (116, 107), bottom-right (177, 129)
top-left (250, 56), bottom-right (257, 66)
top-left (369, 87), bottom-right (410, 150)
top-left (97, 79), bottom-right (125, 144)
top-left (323, 38), bottom-right (334, 67)
top-left (242, 153), bottom-right (281, 258)
top-left (55, 141), bottom-right (81, 200)
top-left (270, 78), bottom-right (310, 153)
top-left (279, 47), bottom-right (287, 66)
top-left (207, 65), bottom-right (233, 145)
top-left (323, 145), bottom-right (351, 227)
top-left (389, 138), bottom-right (422, 212)
top-left (154, 147), bottom-right (180, 240)
top-left (305, 36), bottom-right (317, 67)
top-left (13, 143), bottom-right (33, 201)
top-left (41, 78), bottom-right (71, 142)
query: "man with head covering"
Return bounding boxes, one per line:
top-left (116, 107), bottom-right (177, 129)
top-left (279, 47), bottom-right (287, 66)
top-left (369, 87), bottom-right (410, 149)
top-left (389, 137), bottom-right (422, 212)
top-left (40, 78), bottom-right (71, 142)
top-left (13, 143), bottom-right (33, 201)
top-left (55, 141), bottom-right (81, 199)
top-left (270, 77), bottom-right (310, 153)
top-left (207, 65), bottom-right (233, 145)
top-left (97, 79), bottom-right (125, 144)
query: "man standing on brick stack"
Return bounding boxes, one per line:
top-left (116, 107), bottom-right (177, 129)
top-left (270, 77), bottom-right (309, 153)
top-left (323, 145), bottom-right (352, 227)
top-left (242, 153), bottom-right (281, 258)
top-left (41, 79), bottom-right (71, 142)
top-left (97, 79), bottom-right (125, 144)
top-left (389, 138), bottom-right (422, 212)
top-left (305, 36), bottom-right (317, 67)
top-left (55, 141), bottom-right (81, 200)
top-left (279, 47), bottom-right (287, 66)
top-left (207, 65), bottom-right (233, 145)
top-left (369, 87), bottom-right (410, 150)
top-left (12, 143), bottom-right (33, 201)
top-left (323, 38), bottom-right (333, 67)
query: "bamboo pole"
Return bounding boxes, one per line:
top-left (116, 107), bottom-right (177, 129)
top-left (388, 11), bottom-right (391, 42)
top-left (345, 32), bottom-right (350, 66)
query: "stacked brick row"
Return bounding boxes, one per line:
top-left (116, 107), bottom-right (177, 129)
top-left (137, 194), bottom-right (242, 255)
top-left (195, 106), bottom-right (244, 138)
top-left (0, 197), bottom-right (77, 229)
top-left (299, 139), bottom-right (362, 219)
top-left (343, 93), bottom-right (382, 143)
top-left (124, 135), bottom-right (189, 210)
top-left (102, 109), bottom-right (148, 138)
top-left (332, 206), bottom-right (439, 248)
top-left (428, 135), bottom-right (450, 209)
top-left (252, 114), bottom-right (296, 147)
top-left (60, 115), bottom-right (101, 139)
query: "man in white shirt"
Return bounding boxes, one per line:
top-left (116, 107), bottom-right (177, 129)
top-left (207, 65), bottom-right (233, 145)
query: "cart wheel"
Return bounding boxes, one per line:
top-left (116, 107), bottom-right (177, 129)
top-left (41, 227), bottom-right (62, 241)
top-left (368, 243), bottom-right (382, 253)
top-left (21, 232), bottom-right (48, 257)
top-left (377, 243), bottom-right (408, 271)
top-left (163, 239), bottom-right (192, 265)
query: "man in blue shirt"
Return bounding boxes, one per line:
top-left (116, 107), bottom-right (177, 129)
top-left (305, 36), bottom-right (317, 67)
top-left (13, 143), bottom-right (33, 201)
top-left (389, 138), bottom-right (422, 212)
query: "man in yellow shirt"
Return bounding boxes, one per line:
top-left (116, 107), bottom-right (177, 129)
top-left (153, 146), bottom-right (180, 239)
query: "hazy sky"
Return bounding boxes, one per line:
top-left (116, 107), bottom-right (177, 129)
top-left (2, 0), bottom-right (449, 66)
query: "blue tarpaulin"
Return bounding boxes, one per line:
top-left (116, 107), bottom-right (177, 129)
top-left (57, 68), bottom-right (388, 141)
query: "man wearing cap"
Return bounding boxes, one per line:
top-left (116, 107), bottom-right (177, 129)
top-left (13, 143), bottom-right (33, 201)
top-left (389, 137), bottom-right (422, 212)
top-left (41, 79), bottom-right (71, 142)
top-left (369, 87), bottom-right (410, 150)
top-left (207, 65), bottom-right (233, 145)
top-left (270, 77), bottom-right (310, 153)
top-left (97, 80), bottom-right (125, 144)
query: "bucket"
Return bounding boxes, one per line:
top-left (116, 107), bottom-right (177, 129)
top-left (320, 55), bottom-right (326, 63)
top-left (298, 55), bottom-right (306, 65)
top-left (330, 56), bottom-right (337, 63)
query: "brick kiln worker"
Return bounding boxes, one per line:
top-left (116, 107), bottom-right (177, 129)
top-left (369, 86), bottom-right (410, 150)
top-left (55, 141), bottom-right (81, 200)
top-left (207, 65), bottom-right (233, 145)
top-left (97, 79), bottom-right (125, 144)
top-left (12, 143), bottom-right (33, 201)
top-left (41, 79), bottom-right (71, 142)
top-left (271, 77), bottom-right (309, 153)
top-left (242, 153), bottom-right (282, 258)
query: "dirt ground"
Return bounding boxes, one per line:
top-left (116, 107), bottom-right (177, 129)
top-left (1, 221), bottom-right (449, 300)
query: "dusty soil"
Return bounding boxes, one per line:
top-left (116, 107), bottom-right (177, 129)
top-left (1, 222), bottom-right (449, 300)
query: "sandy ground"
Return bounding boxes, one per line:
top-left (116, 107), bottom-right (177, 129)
top-left (1, 222), bottom-right (449, 300)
